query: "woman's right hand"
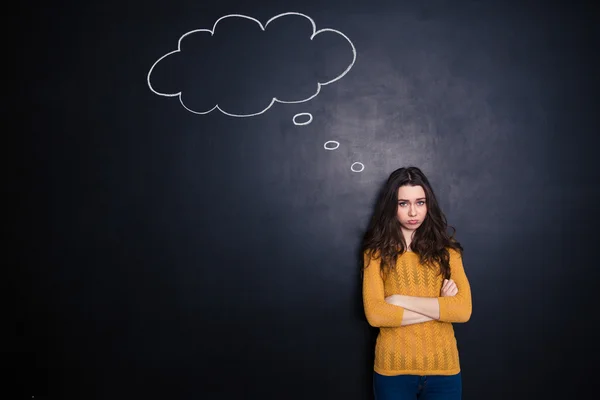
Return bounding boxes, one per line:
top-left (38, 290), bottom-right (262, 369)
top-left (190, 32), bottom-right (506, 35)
top-left (441, 279), bottom-right (458, 297)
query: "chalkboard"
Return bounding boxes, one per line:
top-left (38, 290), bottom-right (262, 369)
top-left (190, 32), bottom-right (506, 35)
top-left (10, 0), bottom-right (599, 399)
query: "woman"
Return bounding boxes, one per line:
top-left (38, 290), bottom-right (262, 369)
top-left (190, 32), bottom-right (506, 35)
top-left (362, 166), bottom-right (472, 399)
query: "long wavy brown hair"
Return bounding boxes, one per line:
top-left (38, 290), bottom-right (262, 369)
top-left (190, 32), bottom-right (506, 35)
top-left (362, 166), bottom-right (462, 279)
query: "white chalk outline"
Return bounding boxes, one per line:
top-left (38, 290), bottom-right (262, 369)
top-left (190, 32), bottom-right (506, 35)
top-left (324, 141), bottom-right (340, 150)
top-left (351, 162), bottom-right (365, 172)
top-left (147, 12), bottom-right (357, 117)
top-left (293, 112), bottom-right (313, 125)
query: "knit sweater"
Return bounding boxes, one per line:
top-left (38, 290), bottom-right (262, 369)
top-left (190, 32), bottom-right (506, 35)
top-left (362, 248), bottom-right (472, 376)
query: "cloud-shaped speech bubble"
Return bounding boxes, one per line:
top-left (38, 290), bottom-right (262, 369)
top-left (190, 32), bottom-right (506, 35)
top-left (146, 12), bottom-right (356, 118)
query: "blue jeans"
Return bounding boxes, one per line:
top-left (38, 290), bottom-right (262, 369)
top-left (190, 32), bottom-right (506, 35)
top-left (373, 371), bottom-right (462, 400)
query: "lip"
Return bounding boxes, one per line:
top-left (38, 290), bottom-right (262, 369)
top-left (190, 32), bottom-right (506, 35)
top-left (407, 220), bottom-right (419, 224)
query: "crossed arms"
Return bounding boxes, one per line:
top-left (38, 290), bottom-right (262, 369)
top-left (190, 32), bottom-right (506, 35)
top-left (362, 250), bottom-right (472, 327)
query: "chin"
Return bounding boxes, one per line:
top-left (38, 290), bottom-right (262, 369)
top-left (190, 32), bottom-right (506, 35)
top-left (403, 223), bottom-right (421, 230)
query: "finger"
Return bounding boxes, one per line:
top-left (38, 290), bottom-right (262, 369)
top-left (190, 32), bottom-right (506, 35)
top-left (442, 279), bottom-right (449, 290)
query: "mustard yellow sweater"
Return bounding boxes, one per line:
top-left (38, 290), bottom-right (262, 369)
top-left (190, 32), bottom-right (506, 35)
top-left (362, 249), bottom-right (472, 376)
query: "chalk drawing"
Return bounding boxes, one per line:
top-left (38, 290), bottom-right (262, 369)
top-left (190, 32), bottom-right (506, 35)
top-left (324, 141), bottom-right (340, 150)
top-left (293, 112), bottom-right (313, 126)
top-left (147, 12), bottom-right (356, 118)
top-left (350, 162), bottom-right (365, 173)
top-left (148, 12), bottom-right (364, 173)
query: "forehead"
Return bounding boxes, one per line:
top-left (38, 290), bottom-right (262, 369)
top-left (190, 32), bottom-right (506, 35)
top-left (397, 185), bottom-right (426, 199)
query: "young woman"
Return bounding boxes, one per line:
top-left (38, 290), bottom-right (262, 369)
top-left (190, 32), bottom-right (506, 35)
top-left (362, 166), bottom-right (472, 400)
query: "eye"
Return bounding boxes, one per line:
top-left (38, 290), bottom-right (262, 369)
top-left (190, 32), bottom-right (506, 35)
top-left (417, 201), bottom-right (426, 206)
top-left (398, 202), bottom-right (407, 207)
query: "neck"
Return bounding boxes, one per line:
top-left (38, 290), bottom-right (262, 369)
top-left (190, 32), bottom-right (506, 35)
top-left (401, 228), bottom-right (415, 251)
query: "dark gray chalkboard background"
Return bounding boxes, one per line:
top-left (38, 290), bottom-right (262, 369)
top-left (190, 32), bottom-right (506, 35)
top-left (10, 0), bottom-right (599, 399)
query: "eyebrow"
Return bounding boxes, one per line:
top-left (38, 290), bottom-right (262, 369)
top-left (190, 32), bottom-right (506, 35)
top-left (398, 198), bottom-right (427, 201)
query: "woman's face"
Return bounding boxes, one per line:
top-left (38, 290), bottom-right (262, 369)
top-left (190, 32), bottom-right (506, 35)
top-left (396, 184), bottom-right (428, 232)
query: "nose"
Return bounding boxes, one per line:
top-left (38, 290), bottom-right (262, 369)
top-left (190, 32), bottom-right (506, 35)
top-left (408, 205), bottom-right (417, 216)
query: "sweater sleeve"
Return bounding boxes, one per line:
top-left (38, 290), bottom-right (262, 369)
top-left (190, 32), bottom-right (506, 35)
top-left (437, 249), bottom-right (472, 323)
top-left (362, 251), bottom-right (405, 327)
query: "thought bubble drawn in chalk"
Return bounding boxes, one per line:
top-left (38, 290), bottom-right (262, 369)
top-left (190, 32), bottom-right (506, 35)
top-left (351, 162), bottom-right (365, 172)
top-left (324, 141), bottom-right (340, 150)
top-left (293, 113), bottom-right (313, 126)
top-left (147, 12), bottom-right (357, 117)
